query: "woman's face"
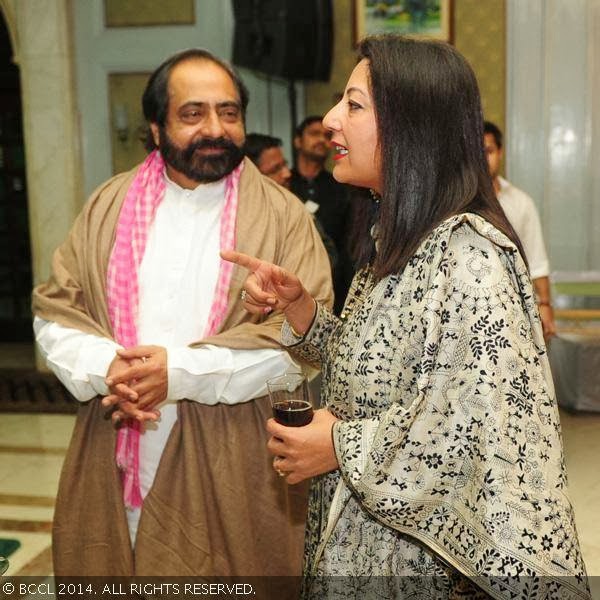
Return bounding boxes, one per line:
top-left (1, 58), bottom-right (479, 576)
top-left (323, 59), bottom-right (381, 193)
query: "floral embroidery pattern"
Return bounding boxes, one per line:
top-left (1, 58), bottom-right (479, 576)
top-left (289, 214), bottom-right (590, 600)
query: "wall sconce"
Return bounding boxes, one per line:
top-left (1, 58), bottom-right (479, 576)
top-left (113, 103), bottom-right (129, 142)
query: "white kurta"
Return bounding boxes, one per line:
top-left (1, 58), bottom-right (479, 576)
top-left (497, 176), bottom-right (550, 279)
top-left (35, 173), bottom-right (296, 541)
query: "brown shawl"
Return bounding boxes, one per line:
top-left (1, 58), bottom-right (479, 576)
top-left (33, 158), bottom-right (333, 579)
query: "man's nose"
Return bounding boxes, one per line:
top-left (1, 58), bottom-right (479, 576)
top-left (201, 111), bottom-right (226, 138)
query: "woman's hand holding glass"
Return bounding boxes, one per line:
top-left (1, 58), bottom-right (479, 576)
top-left (221, 249), bottom-right (339, 482)
top-left (220, 250), bottom-right (316, 335)
top-left (267, 408), bottom-right (339, 484)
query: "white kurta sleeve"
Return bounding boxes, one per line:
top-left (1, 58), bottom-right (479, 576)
top-left (35, 316), bottom-right (296, 406)
top-left (517, 196), bottom-right (550, 279)
top-left (166, 345), bottom-right (297, 404)
top-left (33, 316), bottom-right (121, 402)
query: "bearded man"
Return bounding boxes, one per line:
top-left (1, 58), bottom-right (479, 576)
top-left (33, 48), bottom-right (332, 578)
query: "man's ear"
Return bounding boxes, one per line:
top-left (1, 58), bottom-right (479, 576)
top-left (293, 135), bottom-right (301, 150)
top-left (150, 123), bottom-right (160, 147)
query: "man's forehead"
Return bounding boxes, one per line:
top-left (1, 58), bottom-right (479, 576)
top-left (304, 122), bottom-right (325, 135)
top-left (167, 58), bottom-right (239, 102)
top-left (261, 146), bottom-right (284, 163)
top-left (484, 133), bottom-right (498, 148)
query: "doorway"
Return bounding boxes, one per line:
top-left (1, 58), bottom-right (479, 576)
top-left (0, 12), bottom-right (32, 343)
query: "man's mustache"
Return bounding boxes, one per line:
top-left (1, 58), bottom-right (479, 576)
top-left (186, 137), bottom-right (239, 153)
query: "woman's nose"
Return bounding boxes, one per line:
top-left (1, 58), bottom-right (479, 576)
top-left (323, 101), bottom-right (342, 132)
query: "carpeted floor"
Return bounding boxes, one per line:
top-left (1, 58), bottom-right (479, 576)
top-left (0, 370), bottom-right (77, 414)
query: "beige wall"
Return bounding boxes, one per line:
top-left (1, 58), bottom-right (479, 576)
top-left (305, 0), bottom-right (506, 133)
top-left (454, 0), bottom-right (506, 134)
top-left (108, 73), bottom-right (151, 175)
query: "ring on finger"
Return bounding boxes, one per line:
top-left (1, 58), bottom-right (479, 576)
top-left (240, 289), bottom-right (247, 302)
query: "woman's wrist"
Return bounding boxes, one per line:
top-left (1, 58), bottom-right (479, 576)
top-left (285, 291), bottom-right (316, 336)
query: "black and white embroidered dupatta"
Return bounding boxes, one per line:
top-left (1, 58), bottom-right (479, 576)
top-left (287, 214), bottom-right (590, 600)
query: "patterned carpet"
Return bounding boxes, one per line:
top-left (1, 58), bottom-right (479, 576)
top-left (0, 370), bottom-right (77, 414)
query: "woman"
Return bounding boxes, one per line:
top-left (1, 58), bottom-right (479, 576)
top-left (223, 36), bottom-right (590, 599)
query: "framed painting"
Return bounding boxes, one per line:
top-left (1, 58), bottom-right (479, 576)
top-left (354, 0), bottom-right (453, 44)
top-left (104, 0), bottom-right (195, 27)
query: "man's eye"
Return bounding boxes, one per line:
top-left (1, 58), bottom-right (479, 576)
top-left (220, 109), bottom-right (240, 120)
top-left (182, 110), bottom-right (201, 121)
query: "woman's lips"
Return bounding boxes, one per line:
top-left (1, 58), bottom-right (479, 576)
top-left (331, 142), bottom-right (348, 161)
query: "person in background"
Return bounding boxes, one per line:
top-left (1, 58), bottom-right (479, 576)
top-left (484, 120), bottom-right (556, 339)
top-left (245, 132), bottom-right (338, 269)
top-left (244, 132), bottom-right (292, 188)
top-left (32, 48), bottom-right (332, 583)
top-left (223, 35), bottom-right (589, 599)
top-left (291, 116), bottom-right (354, 314)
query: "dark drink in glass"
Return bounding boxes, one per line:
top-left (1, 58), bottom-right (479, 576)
top-left (272, 399), bottom-right (313, 427)
top-left (267, 373), bottom-right (313, 427)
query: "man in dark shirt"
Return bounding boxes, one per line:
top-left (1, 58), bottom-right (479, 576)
top-left (244, 132), bottom-right (338, 269)
top-left (290, 116), bottom-right (354, 314)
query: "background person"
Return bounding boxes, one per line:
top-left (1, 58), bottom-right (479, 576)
top-left (245, 132), bottom-right (338, 270)
top-left (484, 120), bottom-right (556, 339)
top-left (32, 48), bottom-right (332, 579)
top-left (224, 35), bottom-right (589, 600)
top-left (291, 116), bottom-right (354, 314)
top-left (244, 132), bottom-right (292, 188)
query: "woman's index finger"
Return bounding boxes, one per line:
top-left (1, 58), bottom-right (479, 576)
top-left (220, 250), bottom-right (263, 272)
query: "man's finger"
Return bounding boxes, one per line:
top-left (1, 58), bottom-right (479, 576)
top-left (106, 366), bottom-right (148, 387)
top-left (115, 400), bottom-right (159, 423)
top-left (220, 250), bottom-right (264, 272)
top-left (102, 394), bottom-right (121, 407)
top-left (117, 346), bottom-right (156, 359)
top-left (111, 382), bottom-right (138, 401)
top-left (135, 390), bottom-right (161, 411)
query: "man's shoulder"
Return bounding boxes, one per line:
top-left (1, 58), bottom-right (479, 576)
top-left (498, 176), bottom-right (534, 204)
top-left (240, 159), bottom-right (307, 215)
top-left (86, 165), bottom-right (140, 208)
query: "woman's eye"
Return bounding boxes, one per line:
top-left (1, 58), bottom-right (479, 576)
top-left (348, 101), bottom-right (362, 111)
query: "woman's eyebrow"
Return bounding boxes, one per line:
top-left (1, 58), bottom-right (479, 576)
top-left (345, 86), bottom-right (367, 98)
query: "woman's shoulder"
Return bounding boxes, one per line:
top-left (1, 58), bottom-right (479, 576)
top-left (404, 213), bottom-right (519, 282)
top-left (420, 213), bottom-right (518, 259)
top-left (436, 213), bottom-right (517, 248)
top-left (430, 213), bottom-right (523, 287)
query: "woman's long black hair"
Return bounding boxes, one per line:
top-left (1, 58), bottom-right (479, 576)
top-left (353, 35), bottom-right (523, 279)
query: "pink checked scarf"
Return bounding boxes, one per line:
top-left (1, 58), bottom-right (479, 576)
top-left (106, 150), bottom-right (243, 509)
